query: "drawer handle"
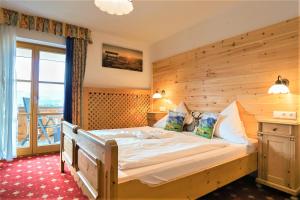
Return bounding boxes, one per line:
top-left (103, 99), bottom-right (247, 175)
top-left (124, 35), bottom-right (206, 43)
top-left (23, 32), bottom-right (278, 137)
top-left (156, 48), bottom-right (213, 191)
top-left (272, 128), bottom-right (277, 131)
top-left (257, 132), bottom-right (263, 137)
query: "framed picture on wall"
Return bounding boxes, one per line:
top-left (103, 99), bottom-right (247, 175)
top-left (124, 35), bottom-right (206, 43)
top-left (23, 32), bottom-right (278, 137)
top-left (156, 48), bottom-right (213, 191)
top-left (102, 43), bottom-right (143, 72)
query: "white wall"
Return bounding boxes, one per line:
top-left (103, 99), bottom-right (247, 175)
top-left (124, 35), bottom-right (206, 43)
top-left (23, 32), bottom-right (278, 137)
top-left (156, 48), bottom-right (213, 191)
top-left (84, 31), bottom-right (151, 89)
top-left (16, 28), bottom-right (152, 89)
top-left (150, 1), bottom-right (299, 62)
top-left (16, 0), bottom-right (298, 89)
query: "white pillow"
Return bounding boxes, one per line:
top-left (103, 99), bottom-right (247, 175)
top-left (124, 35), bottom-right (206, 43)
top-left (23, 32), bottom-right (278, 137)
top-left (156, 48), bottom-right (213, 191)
top-left (214, 101), bottom-right (248, 144)
top-left (153, 101), bottom-right (193, 128)
top-left (153, 114), bottom-right (168, 128)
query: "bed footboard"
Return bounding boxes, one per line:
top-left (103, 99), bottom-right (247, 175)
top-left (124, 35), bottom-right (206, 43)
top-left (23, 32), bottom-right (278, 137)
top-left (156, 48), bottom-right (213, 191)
top-left (61, 120), bottom-right (257, 199)
top-left (61, 121), bottom-right (78, 172)
top-left (60, 121), bottom-right (118, 199)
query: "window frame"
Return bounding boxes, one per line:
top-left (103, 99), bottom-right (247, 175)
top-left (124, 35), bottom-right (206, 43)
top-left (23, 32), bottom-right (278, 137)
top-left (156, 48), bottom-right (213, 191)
top-left (16, 41), bottom-right (66, 156)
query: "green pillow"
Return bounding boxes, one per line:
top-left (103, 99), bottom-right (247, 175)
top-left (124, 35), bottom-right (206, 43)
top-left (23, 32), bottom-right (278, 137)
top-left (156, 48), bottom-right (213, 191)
top-left (194, 112), bottom-right (218, 139)
top-left (164, 111), bottom-right (186, 132)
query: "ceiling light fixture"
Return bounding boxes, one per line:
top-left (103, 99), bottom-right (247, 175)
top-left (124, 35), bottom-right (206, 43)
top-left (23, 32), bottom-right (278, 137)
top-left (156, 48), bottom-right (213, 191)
top-left (94, 0), bottom-right (134, 15)
top-left (268, 75), bottom-right (290, 94)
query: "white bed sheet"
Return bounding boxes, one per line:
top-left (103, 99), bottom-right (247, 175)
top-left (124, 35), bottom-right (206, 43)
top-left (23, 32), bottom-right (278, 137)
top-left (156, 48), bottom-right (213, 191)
top-left (90, 126), bottom-right (257, 186)
top-left (118, 133), bottom-right (257, 186)
top-left (90, 127), bottom-right (229, 170)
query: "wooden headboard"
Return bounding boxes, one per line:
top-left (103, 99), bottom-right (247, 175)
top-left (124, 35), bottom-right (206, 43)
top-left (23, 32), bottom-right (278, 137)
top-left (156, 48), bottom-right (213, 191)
top-left (83, 88), bottom-right (151, 130)
top-left (153, 17), bottom-right (300, 139)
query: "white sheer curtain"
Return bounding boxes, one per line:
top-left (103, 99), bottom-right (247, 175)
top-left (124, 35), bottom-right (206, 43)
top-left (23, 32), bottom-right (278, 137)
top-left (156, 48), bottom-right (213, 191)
top-left (0, 24), bottom-right (17, 161)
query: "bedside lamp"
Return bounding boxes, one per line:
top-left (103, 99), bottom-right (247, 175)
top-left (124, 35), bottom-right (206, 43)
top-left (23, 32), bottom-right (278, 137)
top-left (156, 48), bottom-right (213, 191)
top-left (152, 90), bottom-right (166, 111)
top-left (152, 90), bottom-right (165, 99)
top-left (152, 92), bottom-right (162, 99)
top-left (268, 75), bottom-right (290, 94)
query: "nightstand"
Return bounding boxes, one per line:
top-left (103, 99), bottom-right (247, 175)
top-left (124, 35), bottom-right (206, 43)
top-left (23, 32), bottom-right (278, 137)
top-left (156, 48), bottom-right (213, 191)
top-left (147, 112), bottom-right (167, 127)
top-left (256, 119), bottom-right (300, 198)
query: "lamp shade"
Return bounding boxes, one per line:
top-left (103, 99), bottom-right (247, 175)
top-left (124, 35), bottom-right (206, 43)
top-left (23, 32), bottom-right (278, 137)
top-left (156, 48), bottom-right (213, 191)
top-left (268, 75), bottom-right (290, 94)
top-left (94, 0), bottom-right (133, 15)
top-left (268, 84), bottom-right (290, 94)
top-left (152, 92), bottom-right (162, 99)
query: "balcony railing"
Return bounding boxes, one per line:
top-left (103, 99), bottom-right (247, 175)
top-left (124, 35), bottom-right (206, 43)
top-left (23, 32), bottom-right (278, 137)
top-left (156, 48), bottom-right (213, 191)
top-left (17, 107), bottom-right (63, 148)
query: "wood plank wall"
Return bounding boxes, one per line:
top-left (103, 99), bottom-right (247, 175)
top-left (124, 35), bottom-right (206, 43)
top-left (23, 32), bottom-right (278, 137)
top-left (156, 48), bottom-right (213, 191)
top-left (153, 17), bottom-right (300, 123)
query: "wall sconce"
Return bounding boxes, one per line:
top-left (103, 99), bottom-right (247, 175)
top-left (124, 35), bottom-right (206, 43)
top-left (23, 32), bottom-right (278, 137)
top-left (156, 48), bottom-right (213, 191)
top-left (268, 75), bottom-right (290, 94)
top-left (152, 90), bottom-right (166, 99)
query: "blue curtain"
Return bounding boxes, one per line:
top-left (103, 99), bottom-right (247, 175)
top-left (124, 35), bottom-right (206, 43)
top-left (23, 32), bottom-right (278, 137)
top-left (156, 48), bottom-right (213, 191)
top-left (63, 37), bottom-right (74, 123)
top-left (0, 24), bottom-right (17, 161)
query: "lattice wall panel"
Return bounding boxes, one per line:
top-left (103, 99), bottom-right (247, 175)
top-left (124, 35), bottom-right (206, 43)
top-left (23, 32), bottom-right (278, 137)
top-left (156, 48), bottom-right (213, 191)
top-left (83, 88), bottom-right (151, 130)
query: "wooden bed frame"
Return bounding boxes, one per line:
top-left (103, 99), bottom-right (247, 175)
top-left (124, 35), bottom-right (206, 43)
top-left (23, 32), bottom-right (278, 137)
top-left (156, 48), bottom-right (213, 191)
top-left (60, 120), bottom-right (258, 199)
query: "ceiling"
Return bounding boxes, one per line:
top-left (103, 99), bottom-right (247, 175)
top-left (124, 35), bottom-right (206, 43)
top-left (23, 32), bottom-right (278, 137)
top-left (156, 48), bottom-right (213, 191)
top-left (0, 0), bottom-right (298, 45)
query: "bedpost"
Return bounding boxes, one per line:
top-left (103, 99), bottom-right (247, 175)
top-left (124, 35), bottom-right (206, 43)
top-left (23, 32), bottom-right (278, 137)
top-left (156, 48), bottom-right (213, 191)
top-left (61, 121), bottom-right (78, 172)
top-left (72, 126), bottom-right (79, 171)
top-left (103, 140), bottom-right (118, 199)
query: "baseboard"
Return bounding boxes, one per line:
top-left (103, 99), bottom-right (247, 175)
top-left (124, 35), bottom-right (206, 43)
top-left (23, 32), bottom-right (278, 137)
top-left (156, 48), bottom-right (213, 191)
top-left (256, 178), bottom-right (299, 196)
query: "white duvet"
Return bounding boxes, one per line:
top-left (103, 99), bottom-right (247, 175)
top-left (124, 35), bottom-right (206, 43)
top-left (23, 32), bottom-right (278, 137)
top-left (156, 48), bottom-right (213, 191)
top-left (90, 127), bottom-right (229, 170)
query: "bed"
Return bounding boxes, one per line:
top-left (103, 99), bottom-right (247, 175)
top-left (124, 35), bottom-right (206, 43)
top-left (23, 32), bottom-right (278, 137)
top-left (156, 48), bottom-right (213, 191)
top-left (60, 122), bottom-right (258, 199)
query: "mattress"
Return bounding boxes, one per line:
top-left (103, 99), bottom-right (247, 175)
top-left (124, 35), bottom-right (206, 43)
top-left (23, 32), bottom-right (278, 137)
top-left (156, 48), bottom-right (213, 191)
top-left (90, 126), bottom-right (257, 186)
top-left (119, 137), bottom-right (257, 186)
top-left (90, 127), bottom-right (230, 170)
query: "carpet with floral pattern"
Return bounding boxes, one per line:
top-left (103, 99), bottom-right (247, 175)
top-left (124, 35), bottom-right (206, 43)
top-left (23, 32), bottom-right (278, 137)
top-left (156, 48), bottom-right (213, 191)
top-left (0, 154), bottom-right (295, 200)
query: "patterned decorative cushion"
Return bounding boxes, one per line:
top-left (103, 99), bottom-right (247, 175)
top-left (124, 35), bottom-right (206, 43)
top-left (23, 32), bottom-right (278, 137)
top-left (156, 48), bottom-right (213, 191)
top-left (194, 112), bottom-right (219, 139)
top-left (164, 111), bottom-right (186, 132)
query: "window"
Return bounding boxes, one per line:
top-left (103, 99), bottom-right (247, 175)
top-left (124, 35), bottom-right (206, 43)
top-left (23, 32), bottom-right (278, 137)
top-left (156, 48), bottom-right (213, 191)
top-left (38, 51), bottom-right (65, 111)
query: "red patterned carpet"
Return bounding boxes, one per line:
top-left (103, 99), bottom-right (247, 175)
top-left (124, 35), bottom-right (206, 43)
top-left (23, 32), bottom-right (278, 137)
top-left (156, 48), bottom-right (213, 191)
top-left (0, 154), bottom-right (87, 200)
top-left (0, 154), bottom-right (293, 200)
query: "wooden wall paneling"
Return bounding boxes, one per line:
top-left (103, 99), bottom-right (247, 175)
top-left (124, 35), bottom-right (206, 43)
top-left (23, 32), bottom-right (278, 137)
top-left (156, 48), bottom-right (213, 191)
top-left (83, 88), bottom-right (151, 130)
top-left (298, 17), bottom-right (300, 120)
top-left (153, 17), bottom-right (300, 131)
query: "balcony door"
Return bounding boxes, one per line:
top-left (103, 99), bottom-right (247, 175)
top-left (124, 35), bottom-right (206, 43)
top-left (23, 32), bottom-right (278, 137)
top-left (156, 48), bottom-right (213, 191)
top-left (16, 42), bottom-right (65, 156)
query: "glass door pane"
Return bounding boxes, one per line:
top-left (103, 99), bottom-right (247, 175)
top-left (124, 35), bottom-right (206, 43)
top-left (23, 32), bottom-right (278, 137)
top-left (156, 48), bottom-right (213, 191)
top-left (16, 48), bottom-right (32, 149)
top-left (37, 51), bottom-right (65, 147)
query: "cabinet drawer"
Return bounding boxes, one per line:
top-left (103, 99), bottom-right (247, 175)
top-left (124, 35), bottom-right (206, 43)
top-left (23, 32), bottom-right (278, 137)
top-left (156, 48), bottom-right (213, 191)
top-left (147, 119), bottom-right (157, 127)
top-left (262, 123), bottom-right (292, 135)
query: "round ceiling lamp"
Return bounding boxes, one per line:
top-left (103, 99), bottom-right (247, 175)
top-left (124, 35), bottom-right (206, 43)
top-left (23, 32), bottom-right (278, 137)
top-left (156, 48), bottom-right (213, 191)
top-left (94, 0), bottom-right (134, 15)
